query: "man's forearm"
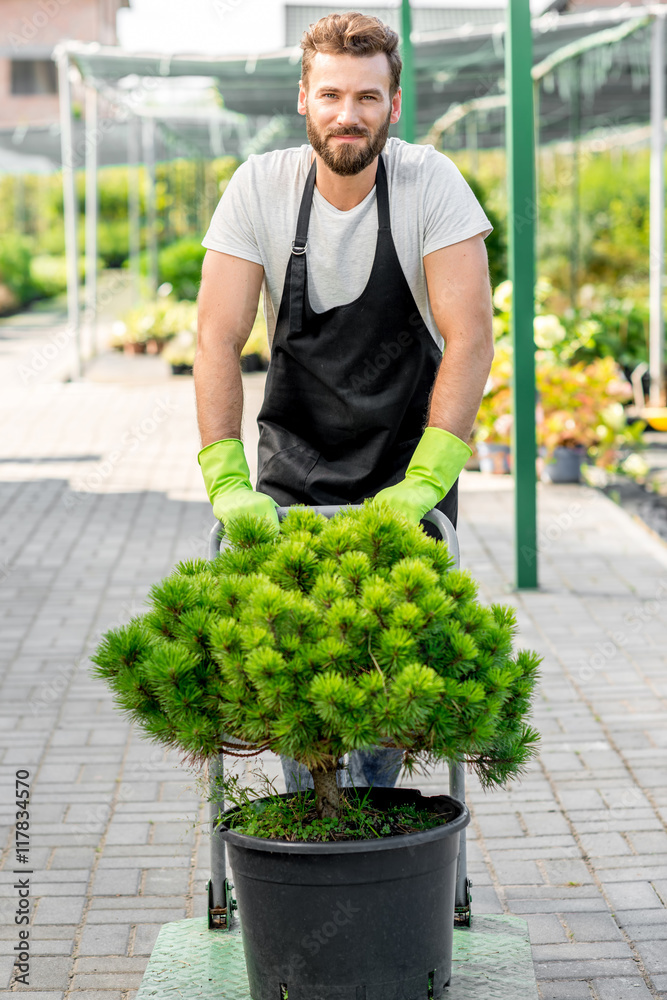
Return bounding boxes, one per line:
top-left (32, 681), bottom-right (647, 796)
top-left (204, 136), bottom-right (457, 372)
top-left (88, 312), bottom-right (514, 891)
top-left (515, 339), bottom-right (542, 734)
top-left (427, 334), bottom-right (493, 444)
top-left (194, 342), bottom-right (244, 446)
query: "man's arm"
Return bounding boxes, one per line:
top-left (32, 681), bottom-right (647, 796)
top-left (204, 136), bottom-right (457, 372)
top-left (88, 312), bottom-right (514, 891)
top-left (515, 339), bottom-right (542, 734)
top-left (194, 249), bottom-right (265, 446)
top-left (194, 248), bottom-right (279, 531)
top-left (423, 233), bottom-right (494, 443)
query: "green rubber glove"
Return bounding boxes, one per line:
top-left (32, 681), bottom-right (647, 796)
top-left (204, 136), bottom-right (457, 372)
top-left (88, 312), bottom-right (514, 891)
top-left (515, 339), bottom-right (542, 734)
top-left (198, 438), bottom-right (279, 532)
top-left (373, 427), bottom-right (472, 525)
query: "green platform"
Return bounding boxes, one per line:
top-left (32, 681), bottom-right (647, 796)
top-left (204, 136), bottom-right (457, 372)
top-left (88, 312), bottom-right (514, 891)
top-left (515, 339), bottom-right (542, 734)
top-left (135, 914), bottom-right (538, 999)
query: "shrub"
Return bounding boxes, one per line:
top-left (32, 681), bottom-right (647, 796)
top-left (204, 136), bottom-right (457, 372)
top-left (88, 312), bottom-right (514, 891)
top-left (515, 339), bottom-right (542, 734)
top-left (158, 238), bottom-right (205, 300)
top-left (93, 505), bottom-right (541, 819)
top-left (0, 236), bottom-right (37, 309)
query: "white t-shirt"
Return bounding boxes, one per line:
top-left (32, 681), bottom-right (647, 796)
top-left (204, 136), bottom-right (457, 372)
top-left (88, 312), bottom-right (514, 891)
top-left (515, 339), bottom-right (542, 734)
top-left (201, 137), bottom-right (492, 351)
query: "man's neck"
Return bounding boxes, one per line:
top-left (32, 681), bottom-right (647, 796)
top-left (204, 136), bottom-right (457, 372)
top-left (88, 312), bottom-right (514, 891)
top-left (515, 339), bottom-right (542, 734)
top-left (310, 151), bottom-right (379, 212)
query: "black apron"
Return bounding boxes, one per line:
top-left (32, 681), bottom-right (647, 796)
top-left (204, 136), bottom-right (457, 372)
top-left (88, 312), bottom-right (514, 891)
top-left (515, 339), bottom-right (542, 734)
top-left (256, 152), bottom-right (458, 528)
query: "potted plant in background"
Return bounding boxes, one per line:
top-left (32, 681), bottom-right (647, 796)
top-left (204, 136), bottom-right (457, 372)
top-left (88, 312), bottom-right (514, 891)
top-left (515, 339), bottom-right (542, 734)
top-left (92, 505), bottom-right (540, 1000)
top-left (474, 344), bottom-right (513, 473)
top-left (111, 292), bottom-right (197, 355)
top-left (162, 305), bottom-right (271, 376)
top-left (475, 279), bottom-right (557, 475)
top-left (536, 355), bottom-right (641, 482)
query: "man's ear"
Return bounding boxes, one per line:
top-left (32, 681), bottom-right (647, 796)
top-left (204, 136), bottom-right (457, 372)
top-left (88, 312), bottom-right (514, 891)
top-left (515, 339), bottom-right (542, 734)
top-left (297, 79), bottom-right (307, 117)
top-left (390, 87), bottom-right (402, 125)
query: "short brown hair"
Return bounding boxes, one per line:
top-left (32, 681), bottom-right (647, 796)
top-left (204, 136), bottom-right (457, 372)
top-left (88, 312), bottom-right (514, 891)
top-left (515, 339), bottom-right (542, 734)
top-left (300, 11), bottom-right (402, 97)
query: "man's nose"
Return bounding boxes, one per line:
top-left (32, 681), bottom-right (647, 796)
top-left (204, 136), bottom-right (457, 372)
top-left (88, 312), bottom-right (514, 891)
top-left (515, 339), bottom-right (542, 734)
top-left (336, 98), bottom-right (360, 126)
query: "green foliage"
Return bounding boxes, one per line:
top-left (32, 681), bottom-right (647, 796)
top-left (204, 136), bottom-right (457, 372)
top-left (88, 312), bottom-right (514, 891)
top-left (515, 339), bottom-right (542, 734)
top-left (0, 236), bottom-right (38, 309)
top-left (113, 296), bottom-right (197, 347)
top-left (218, 773), bottom-right (449, 842)
top-left (92, 505), bottom-right (540, 789)
top-left (158, 238), bottom-right (206, 300)
top-left (460, 170), bottom-right (507, 290)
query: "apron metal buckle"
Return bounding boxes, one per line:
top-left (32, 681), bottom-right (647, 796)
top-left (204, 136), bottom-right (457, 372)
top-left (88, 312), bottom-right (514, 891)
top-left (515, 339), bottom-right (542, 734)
top-left (291, 241), bottom-right (307, 255)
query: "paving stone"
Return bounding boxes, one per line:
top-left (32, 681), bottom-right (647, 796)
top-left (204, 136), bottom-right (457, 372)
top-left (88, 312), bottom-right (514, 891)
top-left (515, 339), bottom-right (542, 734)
top-left (104, 821), bottom-right (151, 846)
top-left (537, 983), bottom-right (593, 999)
top-left (132, 924), bottom-right (161, 955)
top-left (633, 940), bottom-right (667, 974)
top-left (525, 914), bottom-right (569, 945)
top-left (533, 958), bottom-right (639, 979)
top-left (627, 831), bottom-right (667, 854)
top-left (49, 847), bottom-right (97, 869)
top-left (142, 868), bottom-right (190, 895)
top-left (66, 993), bottom-right (124, 1000)
top-left (604, 883), bottom-right (664, 911)
top-left (0, 994), bottom-right (64, 1000)
top-left (34, 896), bottom-right (86, 925)
top-left (91, 868), bottom-right (141, 896)
top-left (531, 942), bottom-right (633, 960)
top-left (578, 832), bottom-right (632, 857)
top-left (564, 912), bottom-right (624, 942)
top-left (490, 860), bottom-right (544, 885)
top-left (591, 979), bottom-right (655, 1000)
top-left (540, 859), bottom-right (596, 885)
top-left (22, 955), bottom-right (72, 989)
top-left (31, 940), bottom-right (74, 956)
top-left (86, 907), bottom-right (185, 924)
top-left (78, 923), bottom-right (131, 957)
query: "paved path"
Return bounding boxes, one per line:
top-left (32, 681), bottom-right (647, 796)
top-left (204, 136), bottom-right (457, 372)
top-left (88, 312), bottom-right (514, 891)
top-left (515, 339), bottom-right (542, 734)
top-left (0, 363), bottom-right (666, 1000)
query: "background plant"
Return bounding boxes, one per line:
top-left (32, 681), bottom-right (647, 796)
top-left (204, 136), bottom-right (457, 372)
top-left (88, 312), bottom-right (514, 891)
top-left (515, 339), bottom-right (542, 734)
top-left (93, 505), bottom-right (540, 821)
top-left (536, 356), bottom-right (639, 461)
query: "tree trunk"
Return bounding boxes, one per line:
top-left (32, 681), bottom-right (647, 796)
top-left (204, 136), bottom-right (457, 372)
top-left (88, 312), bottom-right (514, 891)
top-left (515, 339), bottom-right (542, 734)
top-left (311, 761), bottom-right (340, 820)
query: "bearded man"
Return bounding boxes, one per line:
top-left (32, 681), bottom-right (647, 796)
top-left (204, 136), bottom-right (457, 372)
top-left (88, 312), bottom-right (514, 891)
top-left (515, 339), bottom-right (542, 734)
top-left (195, 11), bottom-right (494, 789)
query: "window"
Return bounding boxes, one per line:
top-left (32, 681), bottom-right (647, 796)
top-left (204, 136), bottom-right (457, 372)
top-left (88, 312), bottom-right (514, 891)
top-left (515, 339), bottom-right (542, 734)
top-left (11, 60), bottom-right (58, 96)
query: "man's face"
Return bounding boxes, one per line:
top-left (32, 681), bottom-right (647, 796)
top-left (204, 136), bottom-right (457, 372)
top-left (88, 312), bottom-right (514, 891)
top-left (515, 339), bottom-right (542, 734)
top-left (298, 52), bottom-right (401, 176)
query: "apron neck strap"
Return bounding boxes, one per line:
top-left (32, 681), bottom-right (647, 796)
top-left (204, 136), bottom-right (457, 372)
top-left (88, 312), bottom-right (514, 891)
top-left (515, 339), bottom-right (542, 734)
top-left (293, 158), bottom-right (317, 253)
top-left (292, 152), bottom-right (390, 253)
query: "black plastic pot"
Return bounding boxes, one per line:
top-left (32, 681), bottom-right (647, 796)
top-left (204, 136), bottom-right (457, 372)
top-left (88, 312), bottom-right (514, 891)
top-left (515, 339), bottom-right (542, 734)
top-left (218, 786), bottom-right (470, 1000)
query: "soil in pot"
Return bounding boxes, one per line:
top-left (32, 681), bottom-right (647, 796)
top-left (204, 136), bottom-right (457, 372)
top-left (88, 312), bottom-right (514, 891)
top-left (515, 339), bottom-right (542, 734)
top-left (218, 786), bottom-right (470, 1000)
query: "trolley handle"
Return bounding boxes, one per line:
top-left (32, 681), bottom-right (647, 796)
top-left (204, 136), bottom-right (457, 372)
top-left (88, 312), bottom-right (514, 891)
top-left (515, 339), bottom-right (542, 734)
top-left (208, 505), bottom-right (459, 568)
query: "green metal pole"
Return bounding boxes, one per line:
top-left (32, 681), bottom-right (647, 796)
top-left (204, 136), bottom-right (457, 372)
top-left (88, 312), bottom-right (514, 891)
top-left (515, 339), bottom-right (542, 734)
top-left (506, 0), bottom-right (538, 589)
top-left (400, 0), bottom-right (416, 143)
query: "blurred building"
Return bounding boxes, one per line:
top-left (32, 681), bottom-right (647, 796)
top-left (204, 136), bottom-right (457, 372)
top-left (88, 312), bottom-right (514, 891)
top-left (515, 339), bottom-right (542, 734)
top-left (0, 0), bottom-right (129, 127)
top-left (564, 0), bottom-right (665, 7)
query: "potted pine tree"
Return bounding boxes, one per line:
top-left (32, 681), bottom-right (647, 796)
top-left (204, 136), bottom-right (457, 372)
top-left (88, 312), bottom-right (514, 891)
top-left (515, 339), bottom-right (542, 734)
top-left (92, 504), bottom-right (540, 1000)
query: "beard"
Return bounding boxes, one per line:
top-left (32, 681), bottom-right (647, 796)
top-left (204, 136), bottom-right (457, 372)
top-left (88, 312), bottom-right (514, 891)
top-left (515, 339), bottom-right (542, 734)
top-left (305, 106), bottom-right (392, 176)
